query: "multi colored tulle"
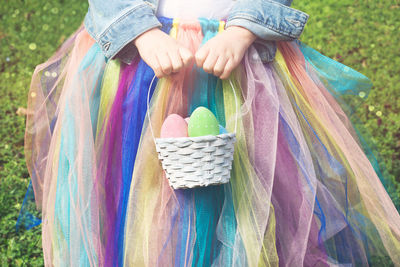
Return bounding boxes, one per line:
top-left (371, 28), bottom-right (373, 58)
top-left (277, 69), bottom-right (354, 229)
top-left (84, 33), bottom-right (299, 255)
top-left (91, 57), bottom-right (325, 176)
top-left (23, 17), bottom-right (400, 266)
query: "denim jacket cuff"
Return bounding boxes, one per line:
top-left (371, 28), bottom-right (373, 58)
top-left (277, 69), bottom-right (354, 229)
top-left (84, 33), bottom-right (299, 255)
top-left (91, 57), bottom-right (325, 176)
top-left (226, 0), bottom-right (309, 41)
top-left (84, 3), bottom-right (161, 64)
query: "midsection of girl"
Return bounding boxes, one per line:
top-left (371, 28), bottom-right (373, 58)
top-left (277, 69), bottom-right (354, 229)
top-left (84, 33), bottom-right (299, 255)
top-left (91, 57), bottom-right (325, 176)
top-left (22, 0), bottom-right (400, 265)
top-left (133, 0), bottom-right (255, 79)
top-left (133, 24), bottom-right (256, 79)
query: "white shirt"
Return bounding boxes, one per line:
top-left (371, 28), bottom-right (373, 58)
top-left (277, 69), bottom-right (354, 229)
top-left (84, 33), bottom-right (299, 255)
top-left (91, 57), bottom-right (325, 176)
top-left (156, 0), bottom-right (235, 20)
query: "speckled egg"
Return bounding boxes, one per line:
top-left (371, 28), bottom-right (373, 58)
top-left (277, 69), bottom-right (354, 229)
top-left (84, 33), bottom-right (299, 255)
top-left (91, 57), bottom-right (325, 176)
top-left (160, 114), bottom-right (188, 138)
top-left (188, 107), bottom-right (220, 137)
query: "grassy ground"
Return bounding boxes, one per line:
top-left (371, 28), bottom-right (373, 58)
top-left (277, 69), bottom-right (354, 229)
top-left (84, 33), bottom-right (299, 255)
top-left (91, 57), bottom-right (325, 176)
top-left (0, 0), bottom-right (399, 265)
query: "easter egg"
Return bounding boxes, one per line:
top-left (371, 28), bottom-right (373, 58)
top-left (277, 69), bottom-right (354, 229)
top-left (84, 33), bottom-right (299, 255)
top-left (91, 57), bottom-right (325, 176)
top-left (219, 125), bottom-right (228, 134)
top-left (160, 114), bottom-right (188, 138)
top-left (188, 107), bottom-right (219, 137)
top-left (184, 117), bottom-right (190, 124)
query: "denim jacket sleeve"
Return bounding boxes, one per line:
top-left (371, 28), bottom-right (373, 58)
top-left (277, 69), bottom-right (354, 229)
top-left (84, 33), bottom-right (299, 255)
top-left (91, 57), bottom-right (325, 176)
top-left (84, 0), bottom-right (161, 64)
top-left (84, 0), bottom-right (309, 64)
top-left (227, 0), bottom-right (309, 41)
top-left (226, 0), bottom-right (309, 62)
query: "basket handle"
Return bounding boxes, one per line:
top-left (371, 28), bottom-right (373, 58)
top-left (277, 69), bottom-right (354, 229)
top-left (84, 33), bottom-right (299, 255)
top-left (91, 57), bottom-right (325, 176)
top-left (146, 75), bottom-right (239, 142)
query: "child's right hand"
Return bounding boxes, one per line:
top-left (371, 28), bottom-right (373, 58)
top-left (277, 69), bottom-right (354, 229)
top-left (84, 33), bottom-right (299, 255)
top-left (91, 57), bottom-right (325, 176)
top-left (134, 28), bottom-right (194, 78)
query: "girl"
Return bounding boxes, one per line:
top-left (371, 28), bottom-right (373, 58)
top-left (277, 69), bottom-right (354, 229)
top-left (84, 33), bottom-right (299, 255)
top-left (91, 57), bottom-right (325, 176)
top-left (21, 0), bottom-right (400, 266)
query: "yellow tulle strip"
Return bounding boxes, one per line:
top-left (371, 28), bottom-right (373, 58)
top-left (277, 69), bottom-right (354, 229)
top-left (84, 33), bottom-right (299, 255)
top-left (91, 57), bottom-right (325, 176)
top-left (123, 76), bottom-right (175, 266)
top-left (222, 76), bottom-right (279, 266)
top-left (95, 59), bottom-right (121, 139)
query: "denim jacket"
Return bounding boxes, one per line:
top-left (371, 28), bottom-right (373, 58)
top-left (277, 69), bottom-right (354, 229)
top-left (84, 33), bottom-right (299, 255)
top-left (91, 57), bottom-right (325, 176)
top-left (83, 0), bottom-right (309, 64)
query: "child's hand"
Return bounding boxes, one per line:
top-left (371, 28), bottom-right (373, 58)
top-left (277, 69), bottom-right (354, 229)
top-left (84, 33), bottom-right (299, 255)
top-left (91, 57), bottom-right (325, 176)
top-left (134, 28), bottom-right (194, 78)
top-left (195, 26), bottom-right (257, 79)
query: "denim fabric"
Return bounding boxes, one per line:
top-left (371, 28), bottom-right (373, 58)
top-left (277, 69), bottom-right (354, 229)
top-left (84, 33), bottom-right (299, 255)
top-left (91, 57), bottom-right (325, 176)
top-left (84, 0), bottom-right (309, 64)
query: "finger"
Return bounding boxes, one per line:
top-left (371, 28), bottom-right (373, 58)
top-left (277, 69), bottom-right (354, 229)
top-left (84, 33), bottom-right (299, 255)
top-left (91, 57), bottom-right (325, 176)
top-left (213, 55), bottom-right (229, 77)
top-left (219, 59), bottom-right (236, 80)
top-left (202, 51), bottom-right (219, 74)
top-left (156, 52), bottom-right (173, 75)
top-left (195, 45), bottom-right (209, 67)
top-left (179, 47), bottom-right (194, 67)
top-left (147, 55), bottom-right (164, 78)
top-left (153, 63), bottom-right (164, 78)
top-left (168, 49), bottom-right (183, 73)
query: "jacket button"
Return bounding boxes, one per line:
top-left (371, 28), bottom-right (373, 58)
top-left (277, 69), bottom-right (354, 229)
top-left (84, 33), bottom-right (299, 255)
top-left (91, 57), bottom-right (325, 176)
top-left (103, 42), bottom-right (111, 51)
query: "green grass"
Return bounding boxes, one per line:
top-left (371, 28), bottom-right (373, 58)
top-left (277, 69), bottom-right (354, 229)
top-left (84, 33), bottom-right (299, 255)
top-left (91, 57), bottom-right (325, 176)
top-left (0, 1), bottom-right (88, 265)
top-left (0, 0), bottom-right (399, 265)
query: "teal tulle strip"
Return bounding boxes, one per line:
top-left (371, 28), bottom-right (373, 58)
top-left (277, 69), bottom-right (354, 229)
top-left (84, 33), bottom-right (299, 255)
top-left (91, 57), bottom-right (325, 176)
top-left (54, 44), bottom-right (104, 266)
top-left (187, 19), bottom-right (237, 267)
top-left (16, 181), bottom-right (41, 231)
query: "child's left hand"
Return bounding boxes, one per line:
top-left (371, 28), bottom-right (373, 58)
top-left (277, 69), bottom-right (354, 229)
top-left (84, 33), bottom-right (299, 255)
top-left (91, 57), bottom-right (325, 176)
top-left (195, 26), bottom-right (257, 79)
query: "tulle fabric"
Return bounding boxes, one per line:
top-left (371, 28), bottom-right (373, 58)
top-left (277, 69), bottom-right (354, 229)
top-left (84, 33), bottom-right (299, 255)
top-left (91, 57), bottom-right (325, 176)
top-left (94, 17), bottom-right (174, 267)
top-left (23, 17), bottom-right (400, 266)
top-left (276, 43), bottom-right (400, 263)
top-left (25, 29), bottom-right (106, 265)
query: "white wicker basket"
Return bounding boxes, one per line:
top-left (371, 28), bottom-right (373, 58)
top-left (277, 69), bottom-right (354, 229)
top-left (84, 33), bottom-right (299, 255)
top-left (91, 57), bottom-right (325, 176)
top-left (147, 76), bottom-right (238, 189)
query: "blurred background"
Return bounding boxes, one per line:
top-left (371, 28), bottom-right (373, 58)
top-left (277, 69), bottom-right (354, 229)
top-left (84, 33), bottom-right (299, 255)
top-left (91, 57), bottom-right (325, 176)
top-left (0, 0), bottom-right (399, 265)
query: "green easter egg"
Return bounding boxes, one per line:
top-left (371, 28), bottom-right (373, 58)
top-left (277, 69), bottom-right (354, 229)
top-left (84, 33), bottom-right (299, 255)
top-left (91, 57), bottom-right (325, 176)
top-left (188, 107), bottom-right (220, 137)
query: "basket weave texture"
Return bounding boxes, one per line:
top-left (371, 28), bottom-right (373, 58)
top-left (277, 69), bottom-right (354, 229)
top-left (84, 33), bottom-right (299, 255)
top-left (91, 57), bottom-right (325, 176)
top-left (155, 133), bottom-right (236, 189)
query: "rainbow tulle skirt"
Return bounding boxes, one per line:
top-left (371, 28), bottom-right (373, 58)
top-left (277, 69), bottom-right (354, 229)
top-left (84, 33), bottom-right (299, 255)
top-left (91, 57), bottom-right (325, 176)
top-left (20, 17), bottom-right (400, 266)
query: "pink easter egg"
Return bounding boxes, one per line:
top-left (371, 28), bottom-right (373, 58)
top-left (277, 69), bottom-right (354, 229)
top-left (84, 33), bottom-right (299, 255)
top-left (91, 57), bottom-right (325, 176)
top-left (160, 114), bottom-right (188, 138)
